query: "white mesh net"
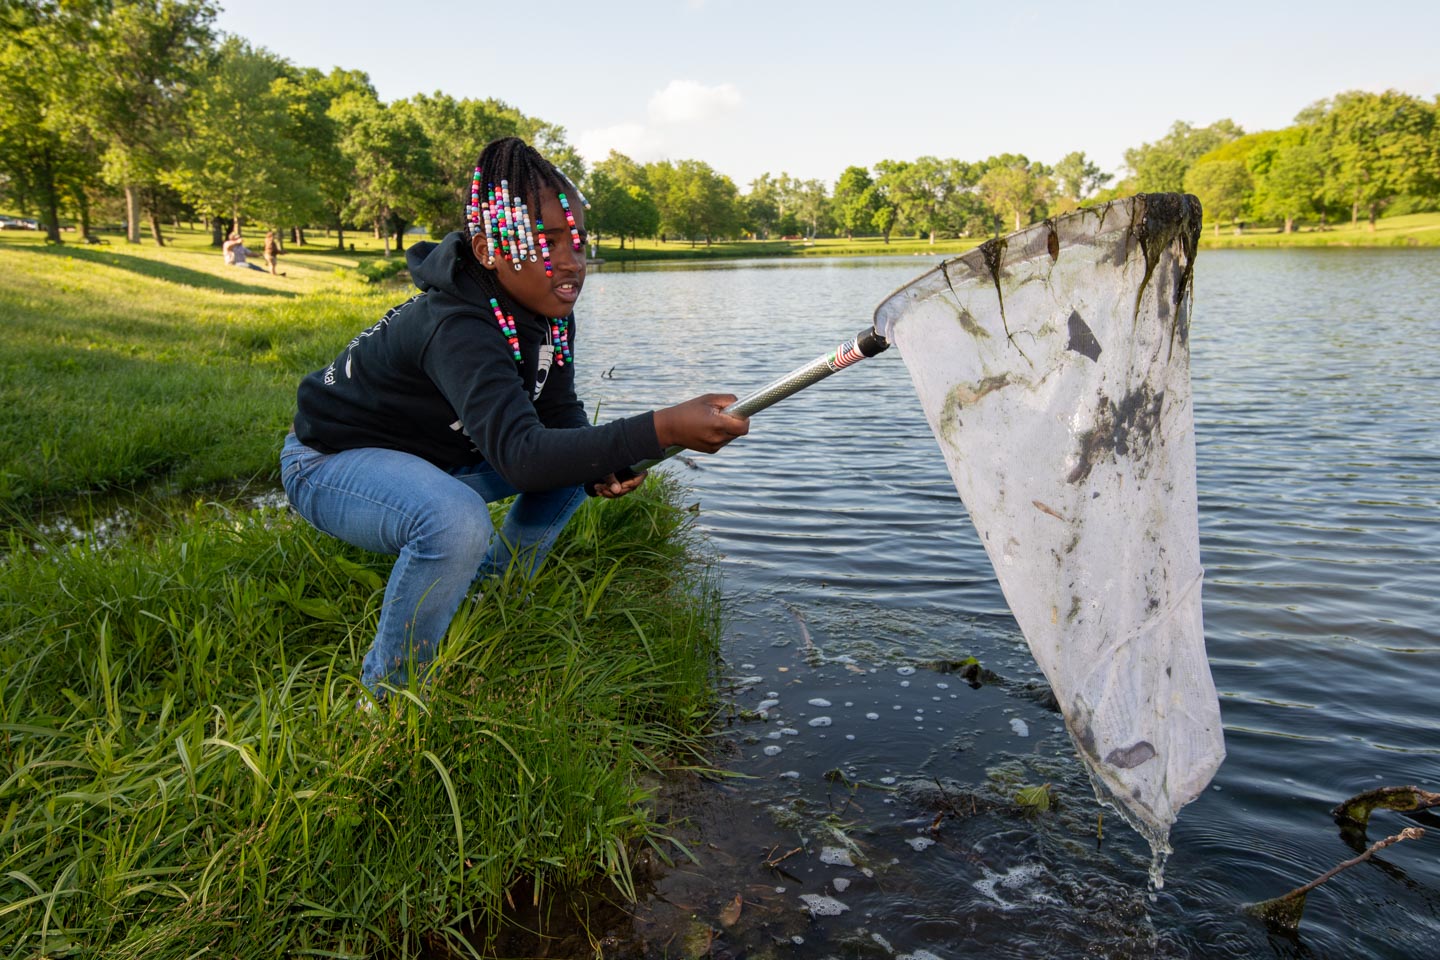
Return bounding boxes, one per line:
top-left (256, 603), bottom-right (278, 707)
top-left (874, 195), bottom-right (1224, 864)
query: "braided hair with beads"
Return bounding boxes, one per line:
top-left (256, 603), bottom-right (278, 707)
top-left (462, 137), bottom-right (587, 367)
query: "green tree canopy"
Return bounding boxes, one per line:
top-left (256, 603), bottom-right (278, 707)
top-left (166, 37), bottom-right (305, 236)
top-left (331, 92), bottom-right (438, 255)
top-left (1317, 89), bottom-right (1438, 228)
top-left (73, 0), bottom-right (218, 244)
top-left (1183, 159), bottom-right (1253, 234)
top-left (1124, 118), bottom-right (1244, 193)
top-left (832, 165), bottom-right (877, 239)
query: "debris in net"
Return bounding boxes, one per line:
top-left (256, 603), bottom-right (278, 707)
top-left (1331, 785), bottom-right (1440, 828)
top-left (1244, 827), bottom-right (1427, 930)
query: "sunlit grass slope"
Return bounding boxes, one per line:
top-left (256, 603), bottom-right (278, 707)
top-left (0, 229), bottom-right (726, 955)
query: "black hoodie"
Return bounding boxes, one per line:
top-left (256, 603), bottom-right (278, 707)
top-left (293, 232), bottom-right (662, 491)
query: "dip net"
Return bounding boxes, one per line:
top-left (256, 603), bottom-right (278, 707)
top-left (873, 194), bottom-right (1223, 866)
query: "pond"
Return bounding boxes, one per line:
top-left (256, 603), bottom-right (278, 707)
top-left (571, 249), bottom-right (1440, 959)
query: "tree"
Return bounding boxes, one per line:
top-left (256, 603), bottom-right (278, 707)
top-left (403, 92), bottom-right (534, 236)
top-left (73, 0), bottom-right (218, 245)
top-left (978, 154), bottom-right (1053, 232)
top-left (331, 92), bottom-right (438, 256)
top-left (1052, 151), bottom-right (1111, 203)
top-left (274, 67), bottom-right (375, 247)
top-left (1124, 119), bottom-right (1244, 193)
top-left (875, 157), bottom-right (977, 243)
top-left (1318, 90), bottom-right (1438, 229)
top-left (647, 159), bottom-right (738, 245)
top-left (832, 165), bottom-right (877, 239)
top-left (166, 38), bottom-right (304, 240)
top-left (585, 157), bottom-right (659, 250)
top-left (792, 178), bottom-right (829, 239)
top-left (0, 6), bottom-right (101, 242)
top-left (1247, 128), bottom-right (1324, 233)
top-left (1183, 160), bottom-right (1253, 234)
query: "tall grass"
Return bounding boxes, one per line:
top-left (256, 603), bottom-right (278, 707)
top-left (0, 478), bottom-right (721, 957)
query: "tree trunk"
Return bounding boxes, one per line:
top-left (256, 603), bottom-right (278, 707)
top-left (148, 208), bottom-right (165, 247)
top-left (928, 229), bottom-right (936, 245)
top-left (379, 218), bottom-right (390, 257)
top-left (336, 224), bottom-right (345, 250)
top-left (1367, 204), bottom-right (1378, 231)
top-left (1283, 216), bottom-right (1294, 234)
top-left (211, 218), bottom-right (225, 247)
top-left (124, 185), bottom-right (141, 243)
top-left (1014, 211), bottom-right (1022, 231)
top-left (1350, 201), bottom-right (1359, 229)
top-left (75, 186), bottom-right (93, 242)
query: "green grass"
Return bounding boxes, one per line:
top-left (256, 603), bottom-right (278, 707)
top-left (0, 481), bottom-right (722, 957)
top-left (0, 228), bottom-right (729, 955)
top-left (1196, 210), bottom-right (1440, 248)
top-left (0, 228), bottom-right (409, 503)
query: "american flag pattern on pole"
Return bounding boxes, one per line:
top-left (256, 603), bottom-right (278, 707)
top-left (827, 338), bottom-right (866, 372)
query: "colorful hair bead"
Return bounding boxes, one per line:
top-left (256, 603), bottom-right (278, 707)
top-left (535, 220), bottom-right (552, 277)
top-left (558, 192), bottom-right (581, 250)
top-left (550, 317), bottom-right (571, 366)
top-left (489, 297), bottom-right (521, 361)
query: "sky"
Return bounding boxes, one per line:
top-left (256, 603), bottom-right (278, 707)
top-left (215, 0), bottom-right (1440, 189)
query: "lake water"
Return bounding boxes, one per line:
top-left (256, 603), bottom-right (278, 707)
top-left (574, 249), bottom-right (1440, 959)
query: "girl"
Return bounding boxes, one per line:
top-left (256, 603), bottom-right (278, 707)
top-left (281, 137), bottom-right (748, 698)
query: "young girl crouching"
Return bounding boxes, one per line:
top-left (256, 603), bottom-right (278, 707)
top-left (280, 137), bottom-right (748, 698)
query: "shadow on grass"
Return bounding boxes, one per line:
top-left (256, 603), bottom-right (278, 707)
top-left (12, 243), bottom-right (300, 298)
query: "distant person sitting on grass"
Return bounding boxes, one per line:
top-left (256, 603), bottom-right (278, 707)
top-left (263, 230), bottom-right (286, 275)
top-left (223, 231), bottom-right (264, 271)
top-left (280, 136), bottom-right (749, 702)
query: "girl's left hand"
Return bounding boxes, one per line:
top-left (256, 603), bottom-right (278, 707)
top-left (592, 471), bottom-right (646, 499)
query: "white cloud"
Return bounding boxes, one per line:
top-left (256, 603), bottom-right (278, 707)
top-left (647, 80), bottom-right (742, 125)
top-left (575, 123), bottom-right (668, 165)
top-left (577, 80), bottom-right (743, 167)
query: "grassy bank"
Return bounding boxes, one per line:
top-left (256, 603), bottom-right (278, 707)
top-left (0, 232), bottom-right (727, 955)
top-left (0, 229), bottom-right (404, 502)
top-left (1195, 210), bottom-right (1440, 248)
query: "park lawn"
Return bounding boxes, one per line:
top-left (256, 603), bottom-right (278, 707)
top-left (0, 228), bottom-right (406, 501)
top-left (1195, 210), bottom-right (1440, 248)
top-left (0, 229), bottom-right (729, 955)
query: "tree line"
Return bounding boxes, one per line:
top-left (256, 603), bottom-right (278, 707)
top-left (3, 2), bottom-right (1436, 252)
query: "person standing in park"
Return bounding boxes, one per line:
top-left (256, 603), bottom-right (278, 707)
top-left (263, 230), bottom-right (285, 275)
top-left (280, 137), bottom-right (749, 700)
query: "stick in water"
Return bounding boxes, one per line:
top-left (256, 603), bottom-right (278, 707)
top-left (1244, 827), bottom-right (1426, 930)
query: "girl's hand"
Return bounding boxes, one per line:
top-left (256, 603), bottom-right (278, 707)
top-left (593, 470), bottom-right (646, 499)
top-left (654, 394), bottom-right (749, 453)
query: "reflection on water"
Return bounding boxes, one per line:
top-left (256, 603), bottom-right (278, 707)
top-left (575, 249), bottom-right (1440, 958)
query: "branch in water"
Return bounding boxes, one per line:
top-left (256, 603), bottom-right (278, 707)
top-left (1330, 785), bottom-right (1440, 828)
top-left (1244, 827), bottom-right (1426, 930)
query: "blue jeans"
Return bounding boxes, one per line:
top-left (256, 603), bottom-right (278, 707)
top-left (280, 433), bottom-right (585, 693)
